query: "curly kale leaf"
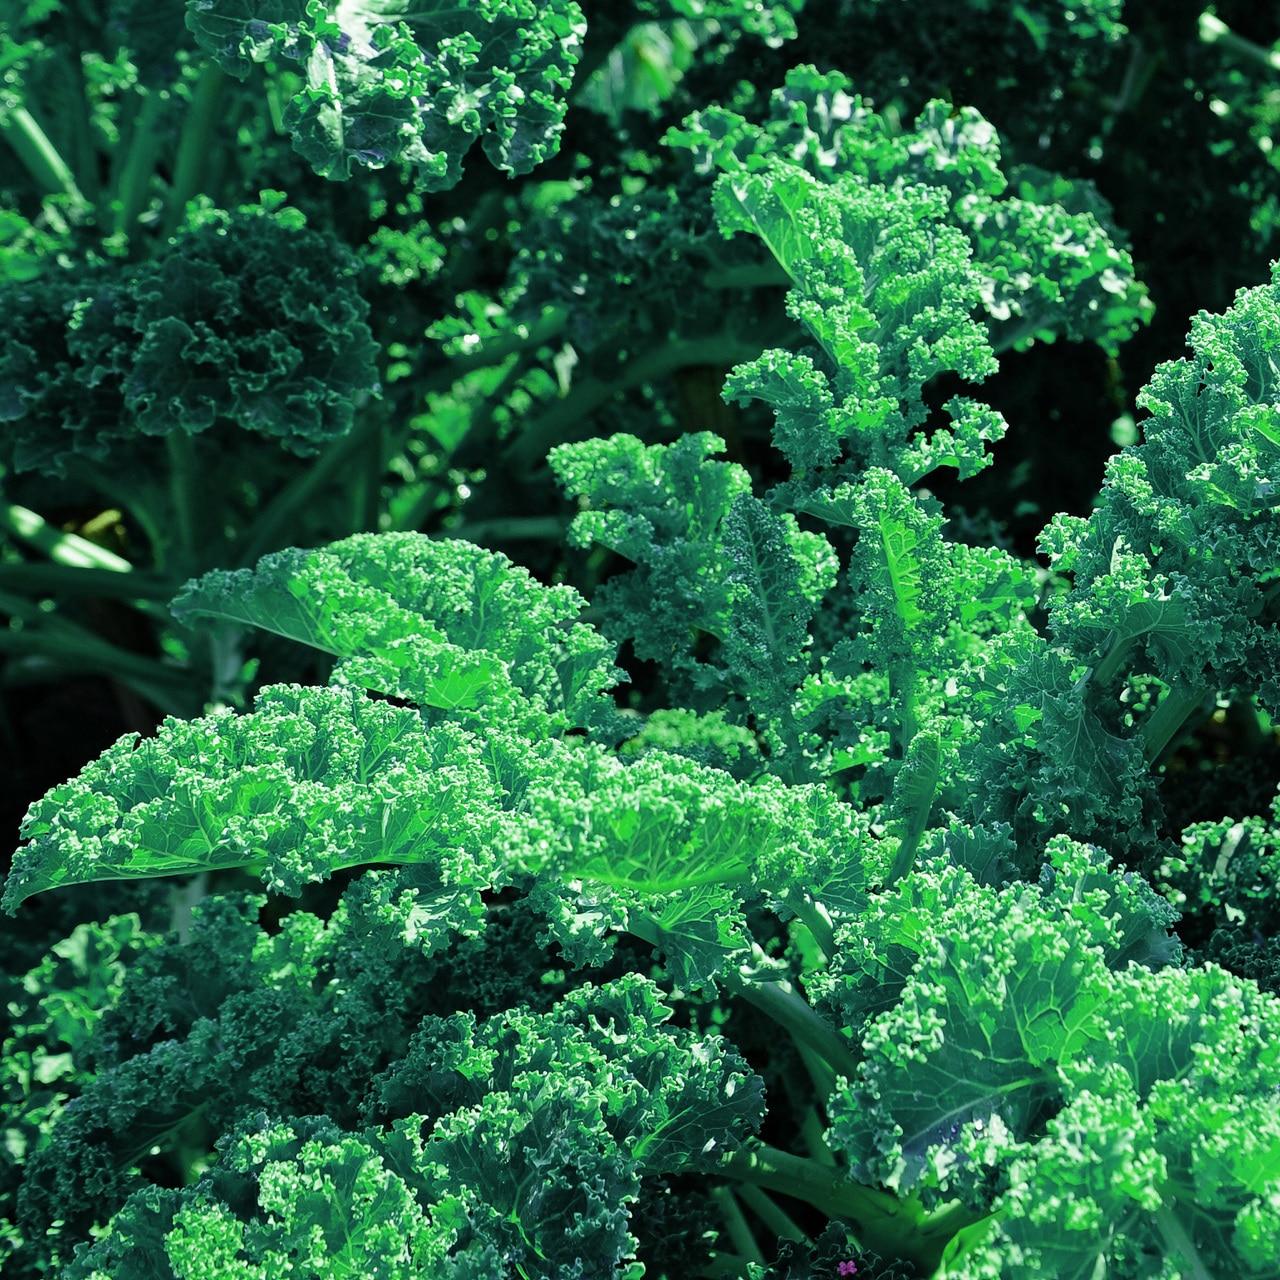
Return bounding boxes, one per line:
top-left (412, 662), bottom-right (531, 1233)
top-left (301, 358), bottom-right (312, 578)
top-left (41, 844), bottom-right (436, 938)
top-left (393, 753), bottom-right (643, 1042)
top-left (174, 531), bottom-right (620, 729)
top-left (938, 969), bottom-right (1280, 1279)
top-left (672, 65), bottom-right (1149, 360)
top-left (67, 1116), bottom-right (450, 1279)
top-left (5, 659), bottom-right (876, 989)
top-left (816, 851), bottom-right (1279, 1278)
top-left (1041, 262), bottom-right (1280, 716)
top-left (551, 432), bottom-right (835, 735)
top-left (2, 684), bottom-right (504, 910)
top-left (0, 198), bottom-right (379, 475)
top-left (186, 0), bottom-right (585, 188)
top-left (1157, 789), bottom-right (1280, 993)
top-left (708, 156), bottom-right (999, 488)
top-left (62, 977), bottom-right (761, 1279)
top-left (1, 916), bottom-right (160, 1270)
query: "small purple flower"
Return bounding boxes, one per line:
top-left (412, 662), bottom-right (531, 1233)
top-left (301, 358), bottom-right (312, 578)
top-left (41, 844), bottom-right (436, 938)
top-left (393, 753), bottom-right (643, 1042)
top-left (837, 1264), bottom-right (858, 1277)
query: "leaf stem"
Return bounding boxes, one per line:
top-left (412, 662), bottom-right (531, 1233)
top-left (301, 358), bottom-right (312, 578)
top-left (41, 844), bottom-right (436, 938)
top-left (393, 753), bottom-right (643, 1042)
top-left (165, 431), bottom-right (200, 572)
top-left (0, 562), bottom-right (173, 606)
top-left (0, 106), bottom-right (89, 211)
top-left (782, 891), bottom-right (837, 958)
top-left (1140, 682), bottom-right (1208, 761)
top-left (710, 1186), bottom-right (765, 1266)
top-left (721, 1144), bottom-right (977, 1269)
top-left (1199, 12), bottom-right (1280, 73)
top-left (721, 968), bottom-right (860, 1082)
top-left (232, 419), bottom-right (378, 567)
top-left (114, 91), bottom-right (168, 239)
top-left (1152, 1204), bottom-right (1214, 1280)
top-left (163, 62), bottom-right (227, 237)
top-left (0, 498), bottom-right (134, 571)
top-left (737, 1184), bottom-right (808, 1243)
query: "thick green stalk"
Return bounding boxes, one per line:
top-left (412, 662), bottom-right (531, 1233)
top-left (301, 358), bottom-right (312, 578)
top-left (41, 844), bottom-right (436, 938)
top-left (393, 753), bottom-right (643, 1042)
top-left (163, 63), bottom-right (228, 237)
top-left (351, 420), bottom-right (387, 534)
top-left (233, 409), bottom-right (389, 567)
top-left (0, 562), bottom-right (173, 607)
top-left (710, 1186), bottom-right (765, 1266)
top-left (800, 1107), bottom-right (837, 1167)
top-left (53, 35), bottom-right (99, 202)
top-left (782, 891), bottom-right (837, 958)
top-left (0, 106), bottom-right (89, 211)
top-left (0, 498), bottom-right (133, 571)
top-left (722, 1144), bottom-right (978, 1269)
top-left (737, 1185), bottom-right (808, 1243)
top-left (795, 1041), bottom-right (840, 1104)
top-left (889, 661), bottom-right (918, 753)
top-left (114, 91), bottom-right (168, 239)
top-left (1089, 631), bottom-right (1134, 688)
top-left (165, 431), bottom-right (201, 572)
top-left (0, 623), bottom-right (188, 708)
top-left (720, 969), bottom-right (860, 1082)
top-left (624, 913), bottom-right (857, 1080)
top-left (1199, 12), bottom-right (1280, 73)
top-left (1152, 1205), bottom-right (1214, 1280)
top-left (1140, 683), bottom-right (1208, 761)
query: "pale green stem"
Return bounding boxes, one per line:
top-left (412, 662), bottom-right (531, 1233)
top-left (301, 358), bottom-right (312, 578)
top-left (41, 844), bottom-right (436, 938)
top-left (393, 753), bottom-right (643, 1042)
top-left (722, 1144), bottom-right (978, 1269)
top-left (782, 891), bottom-right (837, 958)
top-left (233, 417), bottom-right (381, 567)
top-left (163, 63), bottom-right (227, 237)
top-left (0, 106), bottom-right (88, 210)
top-left (710, 1187), bottom-right (765, 1267)
top-left (800, 1107), bottom-right (837, 1167)
top-left (0, 498), bottom-right (133, 571)
top-left (1140, 683), bottom-right (1208, 761)
top-left (114, 92), bottom-right (168, 238)
top-left (720, 968), bottom-right (860, 1082)
top-left (1152, 1204), bottom-right (1215, 1280)
top-left (737, 1185), bottom-right (808, 1243)
top-left (165, 432), bottom-right (200, 572)
top-left (1199, 12), bottom-right (1280, 73)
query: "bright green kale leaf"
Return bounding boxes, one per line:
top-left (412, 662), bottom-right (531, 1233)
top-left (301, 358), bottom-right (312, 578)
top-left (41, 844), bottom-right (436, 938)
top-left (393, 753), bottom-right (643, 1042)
top-left (671, 64), bottom-right (1150, 356)
top-left (4, 620), bottom-right (874, 990)
top-left (939, 967), bottom-right (1280, 1279)
top-left (68, 1116), bottom-right (450, 1280)
top-left (960, 632), bottom-right (1159, 856)
top-left (824, 862), bottom-right (1112, 1199)
top-left (186, 0), bottom-right (585, 187)
top-left (709, 156), bottom-right (999, 489)
top-left (1042, 262), bottom-right (1280, 722)
top-left (1156, 789), bottom-right (1280, 992)
top-left (1, 684), bottom-right (503, 911)
top-left (12, 885), bottom-right (574, 1270)
top-left (174, 532), bottom-right (620, 728)
top-left (1, 915), bottom-right (160, 1272)
top-left (820, 846), bottom-right (1280, 1260)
